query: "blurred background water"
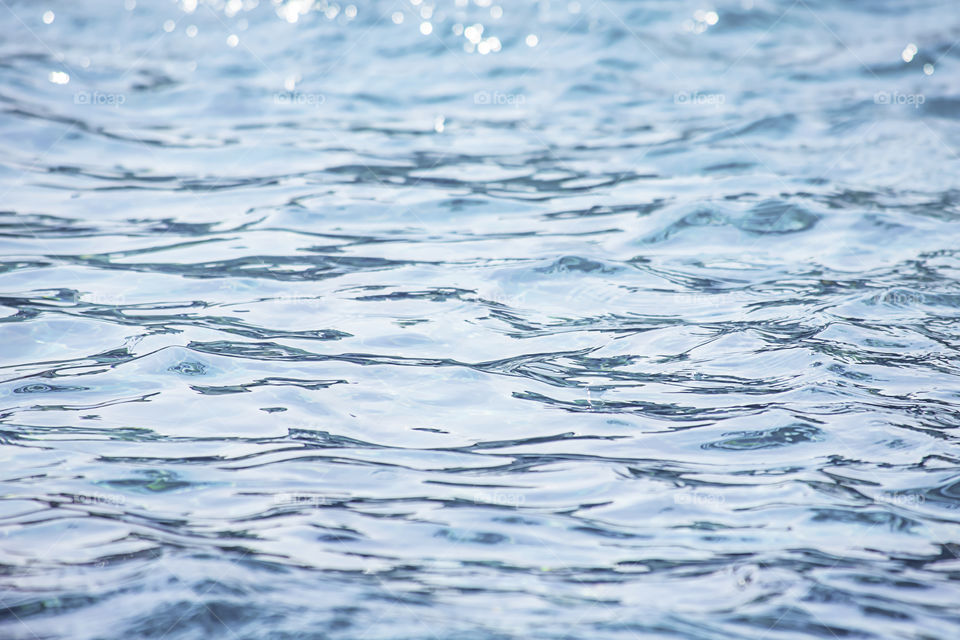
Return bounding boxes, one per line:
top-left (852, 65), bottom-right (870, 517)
top-left (2, 0), bottom-right (960, 638)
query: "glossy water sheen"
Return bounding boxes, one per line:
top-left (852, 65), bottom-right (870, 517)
top-left (2, 0), bottom-right (960, 638)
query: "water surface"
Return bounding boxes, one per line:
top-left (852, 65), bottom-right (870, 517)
top-left (3, 0), bottom-right (960, 638)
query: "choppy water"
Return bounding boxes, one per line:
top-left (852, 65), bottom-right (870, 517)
top-left (3, 0), bottom-right (960, 638)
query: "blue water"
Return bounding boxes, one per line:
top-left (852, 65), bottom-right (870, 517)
top-left (3, 0), bottom-right (960, 638)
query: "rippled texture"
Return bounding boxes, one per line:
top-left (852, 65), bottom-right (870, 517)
top-left (3, 0), bottom-right (960, 638)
